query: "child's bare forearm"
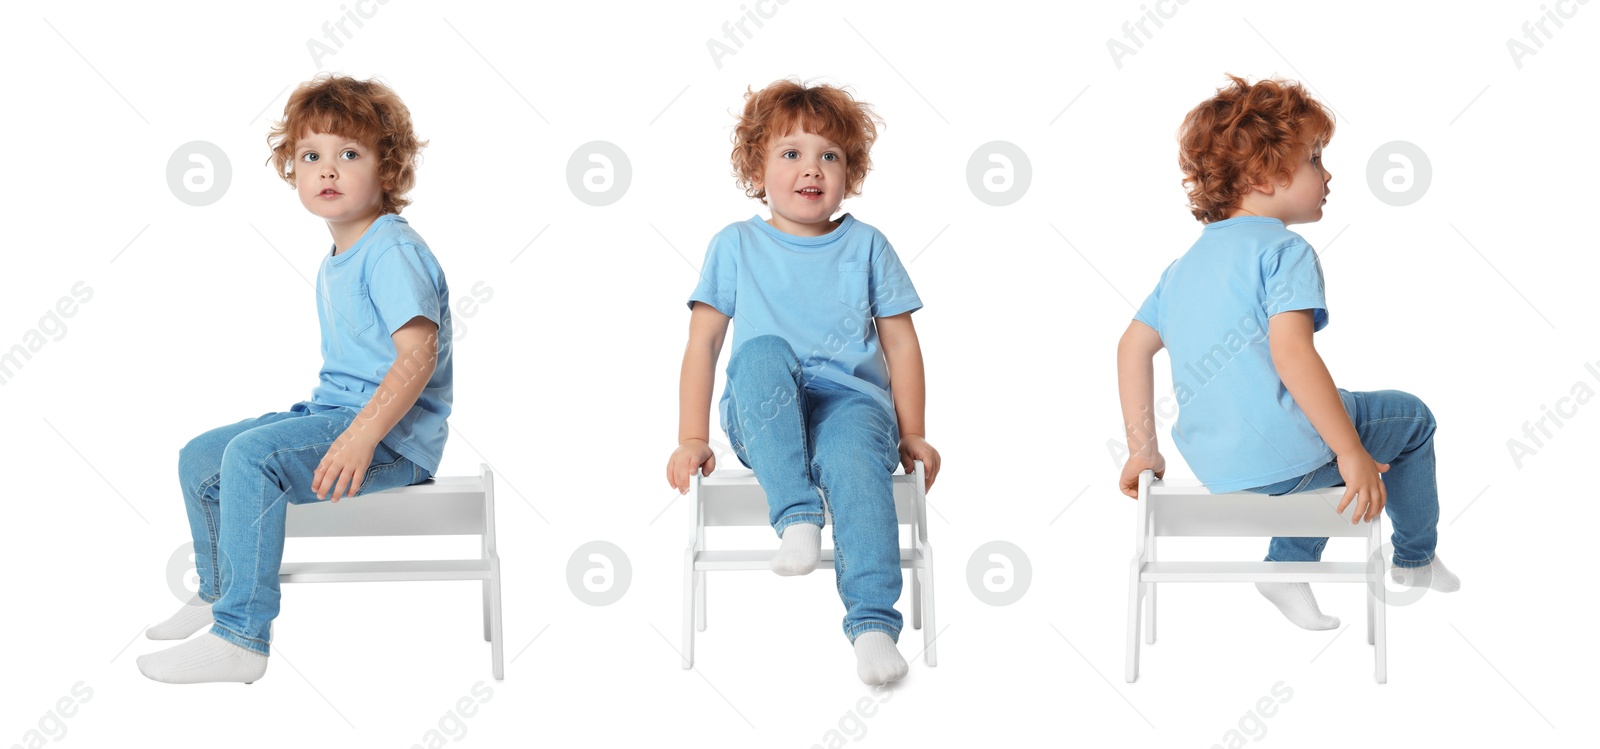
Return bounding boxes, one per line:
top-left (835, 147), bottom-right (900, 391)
top-left (348, 338), bottom-right (436, 446)
top-left (678, 343), bottom-right (716, 444)
top-left (885, 343), bottom-right (926, 439)
top-left (1117, 323), bottom-right (1161, 455)
top-left (1272, 344), bottom-right (1362, 457)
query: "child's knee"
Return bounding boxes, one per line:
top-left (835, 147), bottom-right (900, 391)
top-left (731, 334), bottom-right (795, 366)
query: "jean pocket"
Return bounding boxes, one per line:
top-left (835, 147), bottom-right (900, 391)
top-left (330, 283), bottom-right (376, 337)
top-left (354, 442), bottom-right (408, 496)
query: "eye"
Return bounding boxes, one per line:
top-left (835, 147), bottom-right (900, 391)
top-left (301, 151), bottom-right (319, 163)
top-left (822, 152), bottom-right (839, 162)
top-left (782, 149), bottom-right (798, 159)
top-left (340, 149), bottom-right (359, 160)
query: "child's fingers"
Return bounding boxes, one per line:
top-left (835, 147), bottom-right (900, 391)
top-left (1349, 491), bottom-right (1368, 524)
top-left (331, 466), bottom-right (354, 502)
top-left (1336, 485), bottom-right (1356, 516)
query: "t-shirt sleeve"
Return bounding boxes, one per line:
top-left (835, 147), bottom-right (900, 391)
top-left (1132, 261), bottom-right (1173, 333)
top-left (1261, 240), bottom-right (1329, 331)
top-left (370, 244), bottom-right (444, 337)
top-left (687, 232), bottom-right (736, 317)
top-left (869, 239), bottom-right (923, 317)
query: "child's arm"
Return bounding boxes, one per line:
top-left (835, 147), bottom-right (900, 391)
top-left (314, 316), bottom-right (439, 501)
top-left (667, 302), bottom-right (731, 493)
top-left (1116, 320), bottom-right (1167, 498)
top-left (1268, 309), bottom-right (1389, 522)
top-left (878, 312), bottom-right (941, 491)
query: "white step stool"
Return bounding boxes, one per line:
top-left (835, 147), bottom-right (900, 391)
top-left (1126, 469), bottom-right (1386, 683)
top-left (284, 463), bottom-right (504, 679)
top-left (681, 459), bottom-right (935, 669)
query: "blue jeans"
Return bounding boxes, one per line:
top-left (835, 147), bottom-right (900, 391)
top-left (724, 335), bottom-right (903, 643)
top-left (178, 401), bottom-right (430, 655)
top-left (1242, 389), bottom-right (1439, 569)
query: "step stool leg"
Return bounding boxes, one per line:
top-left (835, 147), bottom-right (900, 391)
top-left (695, 570), bottom-right (707, 631)
top-left (1366, 581), bottom-right (1375, 646)
top-left (1144, 534), bottom-right (1157, 645)
top-left (489, 561), bottom-right (504, 680)
top-left (682, 547), bottom-right (696, 669)
top-left (482, 579), bottom-right (492, 642)
top-left (911, 568), bottom-right (922, 630)
top-left (1125, 559), bottom-right (1142, 682)
top-left (1374, 519), bottom-right (1387, 683)
top-left (922, 546), bottom-right (937, 667)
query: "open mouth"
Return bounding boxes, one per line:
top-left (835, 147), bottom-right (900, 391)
top-left (796, 186), bottom-right (823, 200)
top-left (319, 188), bottom-right (341, 198)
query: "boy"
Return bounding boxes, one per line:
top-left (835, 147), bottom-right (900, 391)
top-left (139, 74), bottom-right (452, 683)
top-left (1116, 75), bottom-right (1457, 631)
top-left (664, 79), bottom-right (941, 684)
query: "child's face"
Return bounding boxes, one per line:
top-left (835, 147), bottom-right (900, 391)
top-left (293, 130), bottom-right (386, 223)
top-left (755, 128), bottom-right (847, 236)
top-left (1276, 140), bottom-right (1332, 225)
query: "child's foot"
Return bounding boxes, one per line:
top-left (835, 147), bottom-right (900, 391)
top-left (853, 631), bottom-right (908, 685)
top-left (146, 596), bottom-right (214, 640)
top-left (1390, 555), bottom-right (1460, 592)
top-left (1255, 582), bottom-right (1340, 630)
top-left (137, 633), bottom-right (267, 684)
top-left (771, 523), bottom-right (821, 576)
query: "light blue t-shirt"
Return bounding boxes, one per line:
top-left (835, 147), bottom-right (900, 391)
top-left (1133, 216), bottom-right (1331, 493)
top-left (298, 214), bottom-right (452, 477)
top-left (687, 214), bottom-right (923, 436)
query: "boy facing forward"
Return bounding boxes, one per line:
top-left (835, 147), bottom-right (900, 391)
top-left (666, 79), bottom-right (941, 684)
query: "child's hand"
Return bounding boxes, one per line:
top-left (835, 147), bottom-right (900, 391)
top-left (313, 429), bottom-right (379, 503)
top-left (667, 439), bottom-right (716, 495)
top-left (898, 435), bottom-right (941, 492)
top-left (1119, 452), bottom-right (1166, 499)
top-left (1335, 450), bottom-right (1389, 523)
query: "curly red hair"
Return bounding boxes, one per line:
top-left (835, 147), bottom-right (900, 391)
top-left (731, 78), bottom-right (882, 204)
top-left (266, 74), bottom-right (427, 215)
top-left (1177, 74), bottom-right (1335, 223)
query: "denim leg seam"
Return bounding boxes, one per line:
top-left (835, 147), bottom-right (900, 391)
top-left (196, 472), bottom-right (223, 599)
top-left (237, 442), bottom-right (329, 634)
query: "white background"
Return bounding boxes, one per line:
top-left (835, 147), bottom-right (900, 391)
top-left (2, 0), bottom-right (1594, 746)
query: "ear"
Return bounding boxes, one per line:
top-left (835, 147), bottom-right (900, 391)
top-left (1243, 177), bottom-right (1278, 197)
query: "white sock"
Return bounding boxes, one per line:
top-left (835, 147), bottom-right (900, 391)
top-left (853, 631), bottom-right (908, 685)
top-left (771, 523), bottom-right (821, 576)
top-left (1390, 555), bottom-right (1460, 593)
top-left (146, 596), bottom-right (214, 640)
top-left (1255, 582), bottom-right (1340, 631)
top-left (137, 633), bottom-right (268, 684)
